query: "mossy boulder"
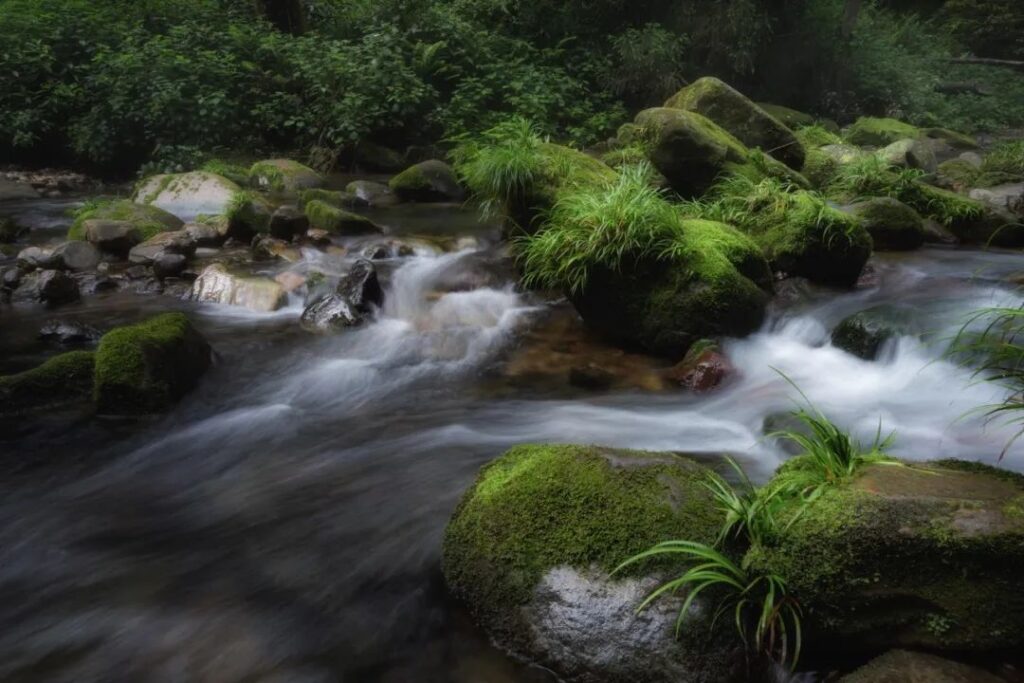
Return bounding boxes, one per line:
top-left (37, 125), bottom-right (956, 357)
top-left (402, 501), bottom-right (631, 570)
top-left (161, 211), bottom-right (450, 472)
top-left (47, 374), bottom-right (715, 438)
top-left (832, 304), bottom-right (927, 360)
top-left (389, 159), bottom-right (465, 202)
top-left (879, 139), bottom-right (938, 174)
top-left (345, 180), bottom-right (399, 208)
top-left (297, 188), bottom-right (363, 210)
top-left (68, 200), bottom-right (182, 242)
top-left (845, 117), bottom-right (920, 147)
top-left (0, 351), bottom-right (95, 415)
top-left (756, 102), bottom-right (816, 130)
top-left (303, 200), bottom-right (381, 236)
top-left (570, 218), bottom-right (771, 357)
top-left (636, 107), bottom-right (806, 198)
top-left (795, 126), bottom-right (845, 150)
top-left (94, 313), bottom-right (211, 416)
top-left (664, 77), bottom-right (806, 170)
top-left (749, 458), bottom-right (1024, 655)
top-left (910, 183), bottom-right (1024, 247)
top-left (803, 149), bottom-right (841, 189)
top-left (850, 197), bottom-right (925, 251)
top-left (922, 127), bottom-right (980, 150)
top-left (133, 170), bottom-right (270, 236)
top-left (248, 159), bottom-right (325, 196)
top-left (937, 159), bottom-right (981, 189)
top-left (443, 444), bottom-right (742, 683)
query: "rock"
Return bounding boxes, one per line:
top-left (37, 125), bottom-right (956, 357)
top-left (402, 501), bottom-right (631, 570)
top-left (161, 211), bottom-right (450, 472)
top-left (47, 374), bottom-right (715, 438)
top-left (845, 117), bottom-right (920, 147)
top-left (959, 151), bottom-right (984, 168)
top-left (94, 313), bottom-right (211, 415)
top-left (849, 197), bottom-right (925, 251)
top-left (297, 188), bottom-right (366, 210)
top-left (443, 444), bottom-right (743, 683)
top-left (820, 143), bottom-right (868, 165)
top-left (569, 219), bottom-right (770, 357)
top-left (388, 160), bottom-right (465, 202)
top-left (84, 219), bottom-right (143, 254)
top-left (129, 230), bottom-right (197, 265)
top-left (37, 270), bottom-right (80, 306)
top-left (636, 107), bottom-right (807, 198)
top-left (922, 127), bottom-right (980, 150)
top-left (969, 183), bottom-right (1024, 214)
top-left (183, 221), bottom-right (222, 247)
top-left (0, 216), bottom-right (25, 242)
top-left (68, 200), bottom-right (183, 242)
top-left (751, 459), bottom-right (1024, 654)
top-left (17, 246), bottom-right (53, 270)
top-left (663, 343), bottom-right (735, 391)
top-left (0, 351), bottom-right (95, 415)
top-left (664, 77), bottom-right (806, 170)
top-left (274, 271), bottom-right (306, 293)
top-left (134, 171), bottom-right (245, 223)
top-left (50, 241), bottom-right (101, 271)
top-left (248, 159), bottom-right (325, 195)
top-left (152, 252), bottom-right (187, 279)
top-left (345, 180), bottom-right (399, 207)
top-left (936, 159), bottom-right (980, 189)
top-left (305, 229), bottom-right (331, 247)
top-left (269, 205), bottom-right (311, 240)
top-left (832, 304), bottom-right (925, 360)
top-left (1, 266), bottom-right (22, 290)
top-left (304, 200), bottom-right (382, 236)
top-left (299, 259), bottom-right (382, 332)
top-left (840, 650), bottom-right (1002, 683)
top-left (353, 141), bottom-right (406, 172)
top-left (568, 364), bottom-right (615, 391)
top-left (921, 218), bottom-right (959, 245)
top-left (756, 102), bottom-right (816, 130)
top-left (189, 263), bottom-right (288, 312)
top-left (880, 138), bottom-right (938, 174)
top-left (0, 179), bottom-right (41, 201)
top-left (39, 320), bottom-right (102, 344)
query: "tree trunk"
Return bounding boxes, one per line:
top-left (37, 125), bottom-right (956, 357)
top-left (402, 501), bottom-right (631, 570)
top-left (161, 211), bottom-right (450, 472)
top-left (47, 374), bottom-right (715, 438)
top-left (254, 0), bottom-right (306, 35)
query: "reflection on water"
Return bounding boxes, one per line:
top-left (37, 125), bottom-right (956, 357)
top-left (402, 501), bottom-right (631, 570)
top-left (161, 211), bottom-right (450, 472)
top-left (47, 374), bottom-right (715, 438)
top-left (2, 191), bottom-right (1024, 681)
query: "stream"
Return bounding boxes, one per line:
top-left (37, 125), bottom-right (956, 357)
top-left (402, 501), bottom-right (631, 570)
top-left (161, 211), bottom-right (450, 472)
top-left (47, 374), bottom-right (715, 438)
top-left (1, 193), bottom-right (1023, 682)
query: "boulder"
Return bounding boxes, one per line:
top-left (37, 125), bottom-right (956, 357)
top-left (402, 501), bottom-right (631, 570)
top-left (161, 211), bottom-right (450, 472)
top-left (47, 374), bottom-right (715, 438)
top-left (443, 444), bottom-right (742, 683)
top-left (248, 159), bottom-right (325, 195)
top-left (880, 139), bottom-right (938, 174)
top-left (129, 230), bottom-right (197, 265)
top-left (345, 180), bottom-right (399, 207)
top-left (17, 246), bottom-right (54, 270)
top-left (756, 102), bottom-right (816, 130)
top-left (152, 252), bottom-right (187, 279)
top-left (37, 270), bottom-right (80, 306)
top-left (269, 205), bottom-right (310, 240)
top-left (389, 160), bottom-right (465, 202)
top-left (300, 259), bottom-right (383, 333)
top-left (94, 313), bottom-right (211, 415)
top-left (84, 219), bottom-right (143, 255)
top-left (839, 650), bottom-right (1002, 683)
top-left (67, 200), bottom-right (182, 242)
top-left (189, 263), bottom-right (287, 312)
top-left (845, 117), bottom-right (920, 147)
top-left (922, 127), bottom-right (980, 151)
top-left (663, 342), bottom-right (735, 391)
top-left (50, 241), bottom-right (101, 271)
top-left (304, 200), bottom-right (382, 236)
top-left (183, 221), bottom-right (223, 247)
top-left (849, 197), bottom-right (925, 251)
top-left (0, 351), bottom-right (95, 415)
top-left (749, 459), bottom-right (1024, 654)
top-left (297, 188), bottom-right (366, 210)
top-left (134, 171), bottom-right (244, 223)
top-left (664, 77), bottom-right (806, 170)
top-left (832, 304), bottom-right (926, 360)
top-left (969, 183), bottom-right (1024, 214)
top-left (936, 159), bottom-right (980, 189)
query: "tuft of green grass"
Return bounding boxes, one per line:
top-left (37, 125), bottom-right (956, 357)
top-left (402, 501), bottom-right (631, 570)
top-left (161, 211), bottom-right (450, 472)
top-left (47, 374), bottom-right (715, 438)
top-left (794, 125), bottom-right (843, 149)
top-left (451, 117), bottom-right (546, 218)
top-left (977, 141), bottom-right (1024, 186)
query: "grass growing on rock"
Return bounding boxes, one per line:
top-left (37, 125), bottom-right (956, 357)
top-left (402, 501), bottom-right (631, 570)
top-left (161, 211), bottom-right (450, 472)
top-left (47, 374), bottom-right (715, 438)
top-left (68, 198), bottom-right (182, 241)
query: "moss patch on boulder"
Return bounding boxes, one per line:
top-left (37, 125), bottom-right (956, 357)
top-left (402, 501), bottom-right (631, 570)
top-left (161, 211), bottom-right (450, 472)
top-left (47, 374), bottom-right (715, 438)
top-left (389, 159), bottom-right (465, 202)
top-left (850, 197), bottom-right (925, 251)
top-left (748, 458), bottom-right (1024, 654)
top-left (922, 127), bottom-right (980, 150)
top-left (68, 200), bottom-right (182, 242)
top-left (248, 159), bottom-right (325, 195)
top-left (94, 313), bottom-right (211, 416)
top-left (0, 351), bottom-right (95, 415)
top-left (757, 102), bottom-right (816, 130)
top-left (664, 77), bottom-right (806, 170)
top-left (845, 117), bottom-right (920, 147)
top-left (304, 200), bottom-right (381, 236)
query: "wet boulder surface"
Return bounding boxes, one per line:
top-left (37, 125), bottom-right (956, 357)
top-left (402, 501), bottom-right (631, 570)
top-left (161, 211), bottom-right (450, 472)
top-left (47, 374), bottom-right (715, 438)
top-left (300, 259), bottom-right (383, 333)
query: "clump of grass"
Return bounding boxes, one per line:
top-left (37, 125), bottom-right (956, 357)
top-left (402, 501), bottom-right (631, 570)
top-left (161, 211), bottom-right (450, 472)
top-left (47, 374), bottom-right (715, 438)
top-left (451, 117), bottom-right (546, 218)
top-left (977, 141), bottom-right (1024, 186)
top-left (794, 125), bottom-right (843, 149)
top-left (518, 162), bottom-right (685, 293)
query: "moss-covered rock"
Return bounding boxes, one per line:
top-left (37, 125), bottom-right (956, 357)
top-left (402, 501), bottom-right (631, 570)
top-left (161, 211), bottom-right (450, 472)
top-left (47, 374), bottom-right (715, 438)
top-left (831, 304), bottom-right (927, 360)
top-left (749, 458), bottom-right (1024, 654)
top-left (388, 159), bottom-right (465, 202)
top-left (133, 170), bottom-right (270, 236)
top-left (443, 444), bottom-right (740, 683)
top-left (296, 188), bottom-right (363, 210)
top-left (922, 127), bottom-right (980, 150)
top-left (248, 159), bottom-right (325, 196)
top-left (664, 77), bottom-right (806, 170)
top-left (0, 351), bottom-right (95, 415)
top-left (68, 200), bottom-right (182, 242)
top-left (756, 102), bottom-right (816, 130)
top-left (909, 183), bottom-right (1024, 247)
top-left (303, 200), bottom-right (381, 236)
top-left (93, 313), bottom-right (211, 416)
top-left (803, 149), bottom-right (841, 189)
top-left (850, 197), bottom-right (925, 251)
top-left (879, 139), bottom-right (938, 174)
top-left (637, 107), bottom-right (806, 197)
top-left (936, 159), bottom-right (981, 189)
top-left (795, 125), bottom-right (845, 150)
top-left (845, 117), bottom-right (920, 147)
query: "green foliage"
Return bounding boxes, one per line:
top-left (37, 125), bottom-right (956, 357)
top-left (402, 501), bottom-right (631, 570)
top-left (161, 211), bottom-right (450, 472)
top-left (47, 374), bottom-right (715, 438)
top-left (942, 0), bottom-right (1024, 61)
top-left (980, 141), bottom-right (1024, 183)
top-left (794, 125), bottom-right (843, 149)
top-left (604, 23), bottom-right (688, 108)
top-left (452, 118), bottom-right (546, 218)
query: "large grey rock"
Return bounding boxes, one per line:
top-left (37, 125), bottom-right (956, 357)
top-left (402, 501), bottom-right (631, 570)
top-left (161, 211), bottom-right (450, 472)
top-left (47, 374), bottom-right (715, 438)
top-left (840, 650), bottom-right (1003, 683)
top-left (84, 219), bottom-right (143, 254)
top-left (129, 230), bottom-right (197, 265)
top-left (190, 263), bottom-right (287, 312)
top-left (300, 259), bottom-right (383, 332)
top-left (269, 205), bottom-right (309, 240)
top-left (880, 138), bottom-right (938, 174)
top-left (37, 270), bottom-right (80, 306)
top-left (134, 171), bottom-right (244, 223)
top-left (50, 241), bottom-right (101, 271)
top-left (969, 183), bottom-right (1024, 215)
top-left (17, 246), bottom-right (53, 270)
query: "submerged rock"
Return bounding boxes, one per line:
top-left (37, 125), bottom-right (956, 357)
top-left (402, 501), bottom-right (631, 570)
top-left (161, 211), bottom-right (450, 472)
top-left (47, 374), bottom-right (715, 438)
top-left (839, 650), bottom-right (1003, 683)
top-left (300, 259), bottom-right (383, 333)
top-left (664, 77), bottom-right (806, 170)
top-left (94, 312), bottom-right (211, 415)
top-left (269, 205), bottom-right (311, 240)
top-left (0, 350), bottom-right (95, 415)
top-left (663, 342), bottom-right (735, 391)
top-left (849, 197), bottom-right (925, 251)
top-left (832, 304), bottom-right (925, 360)
top-left (190, 263), bottom-right (287, 312)
top-left (443, 444), bottom-right (743, 683)
top-left (389, 160), bottom-right (465, 202)
top-left (749, 459), bottom-right (1024, 654)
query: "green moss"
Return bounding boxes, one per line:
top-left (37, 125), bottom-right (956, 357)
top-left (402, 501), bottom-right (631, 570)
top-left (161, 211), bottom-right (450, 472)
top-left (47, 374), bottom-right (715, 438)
top-left (757, 102), bottom-right (816, 130)
top-left (0, 351), bottom-right (95, 414)
top-left (978, 141), bottom-right (1024, 185)
top-left (303, 199), bottom-right (379, 235)
top-left (201, 158), bottom-right (251, 186)
top-left (845, 117), bottom-right (921, 147)
top-left (922, 127), bottom-right (979, 150)
top-left (803, 148), bottom-right (841, 189)
top-left (94, 313), bottom-right (210, 415)
top-left (443, 444), bottom-right (722, 621)
top-left (297, 188), bottom-right (359, 210)
top-left (795, 125), bottom-right (844, 150)
top-left (601, 144), bottom-right (650, 169)
top-left (850, 197), bottom-right (925, 251)
top-left (68, 199), bottom-right (182, 241)
top-left (248, 159), bottom-right (323, 194)
top-left (389, 164), bottom-right (429, 193)
top-left (937, 159), bottom-right (981, 187)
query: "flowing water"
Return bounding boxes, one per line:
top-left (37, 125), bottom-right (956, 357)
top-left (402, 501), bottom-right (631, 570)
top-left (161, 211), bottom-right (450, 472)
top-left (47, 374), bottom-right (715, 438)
top-left (2, 195), bottom-right (1023, 682)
